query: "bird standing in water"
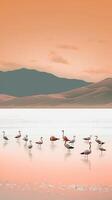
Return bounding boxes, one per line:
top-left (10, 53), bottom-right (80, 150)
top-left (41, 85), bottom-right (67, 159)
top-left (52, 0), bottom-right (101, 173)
top-left (28, 140), bottom-right (33, 149)
top-left (36, 137), bottom-right (43, 145)
top-left (83, 135), bottom-right (92, 141)
top-left (80, 142), bottom-right (92, 158)
top-left (50, 136), bottom-right (60, 141)
top-left (69, 136), bottom-right (76, 144)
top-left (15, 130), bottom-right (21, 139)
top-left (62, 130), bottom-right (70, 142)
top-left (99, 144), bottom-right (106, 152)
top-left (95, 136), bottom-right (105, 145)
top-left (2, 131), bottom-right (9, 141)
top-left (23, 135), bottom-right (28, 142)
top-left (64, 141), bottom-right (74, 149)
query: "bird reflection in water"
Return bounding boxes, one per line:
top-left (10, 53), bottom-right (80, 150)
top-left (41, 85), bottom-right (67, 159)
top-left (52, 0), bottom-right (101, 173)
top-left (99, 144), bottom-right (106, 157)
top-left (3, 140), bottom-right (8, 148)
top-left (28, 149), bottom-right (33, 161)
top-left (37, 144), bottom-right (42, 151)
top-left (16, 138), bottom-right (21, 147)
top-left (81, 158), bottom-right (92, 170)
top-left (24, 141), bottom-right (28, 147)
top-left (50, 142), bottom-right (57, 151)
top-left (24, 141), bottom-right (28, 152)
top-left (64, 149), bottom-right (72, 160)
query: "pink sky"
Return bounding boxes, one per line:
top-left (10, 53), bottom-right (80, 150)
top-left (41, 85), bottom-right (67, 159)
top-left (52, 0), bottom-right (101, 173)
top-left (0, 0), bottom-right (112, 81)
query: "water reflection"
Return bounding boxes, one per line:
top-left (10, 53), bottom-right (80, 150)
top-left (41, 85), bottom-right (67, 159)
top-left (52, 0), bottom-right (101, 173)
top-left (0, 109), bottom-right (112, 199)
top-left (27, 149), bottom-right (33, 161)
top-left (99, 150), bottom-right (106, 158)
top-left (81, 158), bottom-right (92, 170)
top-left (64, 149), bottom-right (72, 160)
top-left (36, 144), bottom-right (42, 151)
top-left (50, 142), bottom-right (57, 151)
top-left (16, 138), bottom-right (21, 147)
top-left (3, 140), bottom-right (8, 147)
top-left (84, 140), bottom-right (90, 144)
top-left (0, 130), bottom-right (112, 200)
top-left (24, 141), bottom-right (28, 152)
top-left (24, 141), bottom-right (28, 147)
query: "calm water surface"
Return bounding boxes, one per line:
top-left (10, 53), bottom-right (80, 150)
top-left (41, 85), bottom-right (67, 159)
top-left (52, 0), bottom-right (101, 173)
top-left (0, 109), bottom-right (112, 200)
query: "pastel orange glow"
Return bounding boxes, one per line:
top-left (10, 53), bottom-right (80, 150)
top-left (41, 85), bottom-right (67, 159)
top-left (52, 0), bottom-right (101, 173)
top-left (0, 0), bottom-right (112, 81)
top-left (0, 141), bottom-right (112, 185)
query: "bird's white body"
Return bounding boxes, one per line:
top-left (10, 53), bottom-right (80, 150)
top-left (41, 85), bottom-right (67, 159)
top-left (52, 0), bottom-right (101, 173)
top-left (36, 137), bottom-right (43, 145)
top-left (81, 142), bottom-right (92, 157)
top-left (95, 136), bottom-right (105, 145)
top-left (2, 131), bottom-right (9, 141)
top-left (69, 136), bottom-right (76, 144)
top-left (28, 140), bottom-right (33, 149)
top-left (23, 135), bottom-right (28, 142)
top-left (83, 135), bottom-right (91, 141)
top-left (99, 144), bottom-right (106, 152)
top-left (64, 141), bottom-right (74, 149)
top-left (15, 131), bottom-right (21, 139)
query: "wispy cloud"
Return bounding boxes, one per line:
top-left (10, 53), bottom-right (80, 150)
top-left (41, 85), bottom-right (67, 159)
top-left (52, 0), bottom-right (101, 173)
top-left (88, 38), bottom-right (108, 44)
top-left (49, 51), bottom-right (69, 65)
top-left (30, 59), bottom-right (38, 63)
top-left (58, 44), bottom-right (78, 51)
top-left (84, 66), bottom-right (112, 75)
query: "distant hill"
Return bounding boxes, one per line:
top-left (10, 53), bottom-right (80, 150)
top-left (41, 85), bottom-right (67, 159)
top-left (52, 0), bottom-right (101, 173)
top-left (0, 78), bottom-right (112, 108)
top-left (0, 68), bottom-right (91, 96)
top-left (62, 78), bottom-right (112, 106)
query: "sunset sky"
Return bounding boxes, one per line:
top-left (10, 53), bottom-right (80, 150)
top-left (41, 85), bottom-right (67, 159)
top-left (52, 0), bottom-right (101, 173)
top-left (0, 0), bottom-right (112, 81)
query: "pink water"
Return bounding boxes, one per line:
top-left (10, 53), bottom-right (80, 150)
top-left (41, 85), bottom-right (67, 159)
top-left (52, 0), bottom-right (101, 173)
top-left (0, 109), bottom-right (112, 200)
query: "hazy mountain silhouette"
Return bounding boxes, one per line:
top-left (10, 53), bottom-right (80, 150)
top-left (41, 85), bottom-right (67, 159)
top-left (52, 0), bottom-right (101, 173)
top-left (0, 78), bottom-right (112, 108)
top-left (0, 68), bottom-right (91, 96)
top-left (62, 78), bottom-right (112, 106)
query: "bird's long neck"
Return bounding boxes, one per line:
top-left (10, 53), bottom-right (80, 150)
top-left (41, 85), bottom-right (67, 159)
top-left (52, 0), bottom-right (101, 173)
top-left (89, 143), bottom-right (91, 151)
top-left (62, 131), bottom-right (64, 136)
top-left (40, 138), bottom-right (43, 142)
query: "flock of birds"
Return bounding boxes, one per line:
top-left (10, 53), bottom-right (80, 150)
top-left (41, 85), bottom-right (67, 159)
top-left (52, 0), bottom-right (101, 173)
top-left (2, 129), bottom-right (106, 158)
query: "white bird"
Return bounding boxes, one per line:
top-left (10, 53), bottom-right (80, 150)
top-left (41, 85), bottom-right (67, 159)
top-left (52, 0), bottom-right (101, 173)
top-left (35, 137), bottom-right (43, 145)
top-left (83, 135), bottom-right (92, 141)
top-left (2, 131), bottom-right (9, 141)
top-left (28, 140), bottom-right (33, 149)
top-left (23, 135), bottom-right (28, 142)
top-left (99, 144), bottom-right (106, 152)
top-left (95, 136), bottom-right (105, 145)
top-left (15, 130), bottom-right (21, 139)
top-left (80, 142), bottom-right (92, 157)
top-left (69, 136), bottom-right (76, 144)
top-left (64, 141), bottom-right (74, 149)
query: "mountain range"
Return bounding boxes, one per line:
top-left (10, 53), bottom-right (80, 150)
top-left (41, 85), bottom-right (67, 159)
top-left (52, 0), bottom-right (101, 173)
top-left (0, 68), bottom-right (91, 96)
top-left (0, 71), bottom-right (111, 108)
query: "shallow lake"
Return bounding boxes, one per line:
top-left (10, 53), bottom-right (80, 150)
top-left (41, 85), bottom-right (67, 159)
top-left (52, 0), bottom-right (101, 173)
top-left (0, 109), bottom-right (112, 200)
